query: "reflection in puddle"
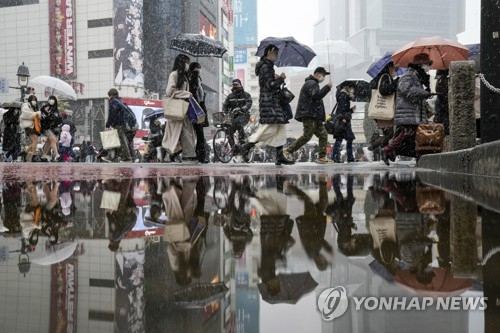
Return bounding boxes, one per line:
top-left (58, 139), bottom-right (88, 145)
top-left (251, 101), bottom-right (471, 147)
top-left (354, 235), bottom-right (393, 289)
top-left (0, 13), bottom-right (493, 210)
top-left (0, 172), bottom-right (494, 332)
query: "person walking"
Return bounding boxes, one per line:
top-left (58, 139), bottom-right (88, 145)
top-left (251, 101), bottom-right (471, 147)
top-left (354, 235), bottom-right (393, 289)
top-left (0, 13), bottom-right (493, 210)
top-left (2, 105), bottom-right (22, 162)
top-left (40, 96), bottom-right (63, 162)
top-left (188, 62), bottom-right (209, 163)
top-left (222, 78), bottom-right (253, 148)
top-left (382, 53), bottom-right (433, 165)
top-left (20, 95), bottom-right (42, 162)
top-left (241, 44), bottom-right (294, 165)
top-left (283, 67), bottom-right (333, 164)
top-left (58, 124), bottom-right (73, 162)
top-left (331, 82), bottom-right (357, 163)
top-left (161, 54), bottom-right (197, 163)
top-left (363, 62), bottom-right (399, 162)
top-left (103, 88), bottom-right (133, 162)
top-left (85, 141), bottom-right (95, 163)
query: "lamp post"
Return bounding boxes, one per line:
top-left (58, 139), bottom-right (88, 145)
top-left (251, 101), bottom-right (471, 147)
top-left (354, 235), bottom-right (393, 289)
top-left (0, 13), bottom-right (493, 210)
top-left (17, 62), bottom-right (30, 102)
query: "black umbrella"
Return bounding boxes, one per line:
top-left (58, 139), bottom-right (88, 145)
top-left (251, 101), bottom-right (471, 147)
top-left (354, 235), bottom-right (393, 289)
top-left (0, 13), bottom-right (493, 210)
top-left (173, 282), bottom-right (229, 308)
top-left (170, 33), bottom-right (227, 58)
top-left (256, 36), bottom-right (316, 67)
top-left (257, 271), bottom-right (318, 304)
top-left (336, 79), bottom-right (371, 102)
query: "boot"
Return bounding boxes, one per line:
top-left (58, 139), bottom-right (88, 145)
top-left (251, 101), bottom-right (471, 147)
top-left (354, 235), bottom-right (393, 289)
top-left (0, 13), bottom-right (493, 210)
top-left (241, 142), bottom-right (256, 163)
top-left (275, 146), bottom-right (295, 166)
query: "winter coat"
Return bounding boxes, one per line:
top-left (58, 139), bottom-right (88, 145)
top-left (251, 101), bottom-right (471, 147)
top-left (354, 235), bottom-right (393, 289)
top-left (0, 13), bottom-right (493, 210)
top-left (166, 70), bottom-right (191, 99)
top-left (255, 58), bottom-right (286, 124)
top-left (59, 124), bottom-right (72, 147)
top-left (106, 97), bottom-right (126, 128)
top-left (40, 104), bottom-right (62, 132)
top-left (222, 88), bottom-right (253, 114)
top-left (294, 75), bottom-right (331, 122)
top-left (188, 71), bottom-right (205, 103)
top-left (61, 118), bottom-right (77, 136)
top-left (20, 103), bottom-right (41, 129)
top-left (334, 90), bottom-right (355, 140)
top-left (394, 67), bottom-right (431, 126)
top-left (2, 107), bottom-right (21, 152)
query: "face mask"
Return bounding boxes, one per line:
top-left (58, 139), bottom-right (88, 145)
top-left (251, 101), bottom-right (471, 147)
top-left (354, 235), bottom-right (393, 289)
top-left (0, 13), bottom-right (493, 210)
top-left (318, 76), bottom-right (325, 83)
top-left (48, 100), bottom-right (55, 106)
top-left (31, 101), bottom-right (37, 107)
top-left (421, 64), bottom-right (430, 73)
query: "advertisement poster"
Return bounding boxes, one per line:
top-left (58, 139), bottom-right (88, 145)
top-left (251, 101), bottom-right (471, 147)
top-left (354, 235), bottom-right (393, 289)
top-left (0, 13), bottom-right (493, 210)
top-left (113, 0), bottom-right (144, 87)
top-left (49, 0), bottom-right (76, 78)
top-left (199, 13), bottom-right (217, 39)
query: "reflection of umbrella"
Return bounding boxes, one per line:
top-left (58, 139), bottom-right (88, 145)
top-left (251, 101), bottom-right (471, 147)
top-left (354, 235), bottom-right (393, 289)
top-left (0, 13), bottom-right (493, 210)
top-left (31, 241), bottom-right (78, 266)
top-left (257, 272), bottom-right (318, 304)
top-left (394, 266), bottom-right (472, 297)
top-left (367, 51), bottom-right (407, 78)
top-left (30, 75), bottom-right (77, 100)
top-left (173, 282), bottom-right (229, 308)
top-left (170, 33), bottom-right (227, 58)
top-left (337, 79), bottom-right (371, 102)
top-left (256, 36), bottom-right (316, 67)
top-left (392, 36), bottom-right (469, 70)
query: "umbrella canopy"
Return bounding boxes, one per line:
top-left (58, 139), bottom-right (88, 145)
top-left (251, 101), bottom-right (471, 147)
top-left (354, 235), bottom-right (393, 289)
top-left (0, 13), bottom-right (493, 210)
top-left (170, 33), bottom-right (227, 58)
top-left (30, 75), bottom-right (77, 100)
top-left (30, 241), bottom-right (78, 266)
top-left (173, 282), bottom-right (229, 308)
top-left (336, 79), bottom-right (371, 102)
top-left (313, 40), bottom-right (360, 56)
top-left (391, 36), bottom-right (469, 70)
top-left (256, 36), bottom-right (317, 67)
top-left (257, 271), bottom-right (318, 304)
top-left (367, 51), bottom-right (407, 78)
top-left (143, 108), bottom-right (164, 120)
top-left (394, 266), bottom-right (472, 297)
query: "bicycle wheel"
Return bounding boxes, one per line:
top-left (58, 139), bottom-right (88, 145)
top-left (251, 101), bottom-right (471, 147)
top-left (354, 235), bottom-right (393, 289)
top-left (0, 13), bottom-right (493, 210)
top-left (213, 128), bottom-right (234, 163)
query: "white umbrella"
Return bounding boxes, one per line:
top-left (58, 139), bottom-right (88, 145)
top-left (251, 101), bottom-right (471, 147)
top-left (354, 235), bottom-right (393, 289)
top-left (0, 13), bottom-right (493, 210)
top-left (31, 241), bottom-right (78, 266)
top-left (30, 75), bottom-right (77, 101)
top-left (313, 40), bottom-right (361, 74)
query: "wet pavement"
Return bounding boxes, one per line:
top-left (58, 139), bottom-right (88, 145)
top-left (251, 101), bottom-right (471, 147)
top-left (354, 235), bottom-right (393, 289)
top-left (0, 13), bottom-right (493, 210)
top-left (0, 161), bottom-right (497, 333)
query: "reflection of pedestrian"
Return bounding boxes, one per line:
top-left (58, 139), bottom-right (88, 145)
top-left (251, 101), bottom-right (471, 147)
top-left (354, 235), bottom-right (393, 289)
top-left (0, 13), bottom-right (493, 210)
top-left (290, 177), bottom-right (333, 270)
top-left (106, 179), bottom-right (137, 251)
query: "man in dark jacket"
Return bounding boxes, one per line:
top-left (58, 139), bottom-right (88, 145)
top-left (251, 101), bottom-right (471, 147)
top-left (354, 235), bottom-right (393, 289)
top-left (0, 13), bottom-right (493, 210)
top-left (222, 78), bottom-right (253, 145)
top-left (103, 88), bottom-right (133, 162)
top-left (284, 67), bottom-right (333, 164)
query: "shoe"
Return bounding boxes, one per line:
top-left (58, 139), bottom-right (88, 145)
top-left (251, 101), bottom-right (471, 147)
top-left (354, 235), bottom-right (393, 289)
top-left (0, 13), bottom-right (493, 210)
top-left (363, 147), bottom-right (374, 162)
top-left (241, 142), bottom-right (256, 162)
top-left (101, 156), bottom-right (113, 163)
top-left (381, 151), bottom-right (391, 166)
top-left (119, 159), bottom-right (133, 163)
top-left (332, 158), bottom-right (341, 163)
top-left (55, 154), bottom-right (61, 162)
top-left (275, 146), bottom-right (295, 166)
top-left (283, 148), bottom-right (294, 161)
top-left (182, 157), bottom-right (199, 163)
top-left (41, 154), bottom-right (51, 162)
top-left (315, 157), bottom-right (334, 164)
top-left (347, 158), bottom-right (355, 163)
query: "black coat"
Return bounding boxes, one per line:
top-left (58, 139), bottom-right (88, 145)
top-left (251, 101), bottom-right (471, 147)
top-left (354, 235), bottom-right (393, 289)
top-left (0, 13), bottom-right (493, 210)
top-left (255, 58), bottom-right (286, 124)
top-left (334, 90), bottom-right (355, 140)
top-left (294, 75), bottom-right (331, 122)
top-left (222, 88), bottom-right (253, 113)
top-left (40, 104), bottom-right (63, 132)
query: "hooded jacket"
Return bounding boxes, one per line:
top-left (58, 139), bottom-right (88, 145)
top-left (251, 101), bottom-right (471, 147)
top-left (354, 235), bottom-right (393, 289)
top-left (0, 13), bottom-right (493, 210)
top-left (255, 58), bottom-right (286, 124)
top-left (294, 75), bottom-right (331, 122)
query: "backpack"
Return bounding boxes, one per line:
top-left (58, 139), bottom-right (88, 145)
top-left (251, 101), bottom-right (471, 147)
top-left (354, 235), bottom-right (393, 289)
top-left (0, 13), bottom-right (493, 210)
top-left (117, 100), bottom-right (138, 132)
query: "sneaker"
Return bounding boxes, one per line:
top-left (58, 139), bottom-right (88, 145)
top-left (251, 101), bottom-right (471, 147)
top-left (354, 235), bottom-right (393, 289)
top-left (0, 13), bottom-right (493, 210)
top-left (41, 154), bottom-right (51, 161)
top-left (101, 156), bottom-right (114, 163)
top-left (363, 147), bottom-right (374, 162)
top-left (283, 149), bottom-right (293, 160)
top-left (315, 157), bottom-right (334, 164)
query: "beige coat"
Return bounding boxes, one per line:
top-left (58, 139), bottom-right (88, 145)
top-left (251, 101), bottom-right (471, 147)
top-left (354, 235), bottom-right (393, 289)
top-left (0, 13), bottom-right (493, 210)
top-left (162, 71), bottom-right (196, 157)
top-left (20, 103), bottom-right (41, 129)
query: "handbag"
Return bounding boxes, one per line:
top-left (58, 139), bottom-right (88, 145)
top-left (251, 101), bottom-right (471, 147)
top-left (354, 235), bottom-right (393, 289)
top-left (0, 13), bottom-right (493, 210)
top-left (415, 105), bottom-right (445, 152)
top-left (283, 103), bottom-right (293, 122)
top-left (33, 114), bottom-right (41, 135)
top-left (368, 74), bottom-right (396, 120)
top-left (100, 190), bottom-right (121, 211)
top-left (324, 104), bottom-right (339, 135)
top-left (162, 97), bottom-right (189, 121)
top-left (416, 186), bottom-right (446, 214)
top-left (279, 84), bottom-right (295, 105)
top-left (187, 96), bottom-right (206, 124)
top-left (100, 129), bottom-right (121, 149)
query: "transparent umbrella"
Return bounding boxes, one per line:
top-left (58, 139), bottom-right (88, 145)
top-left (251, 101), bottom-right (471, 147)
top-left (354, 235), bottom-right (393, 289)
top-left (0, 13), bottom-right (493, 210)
top-left (30, 75), bottom-right (77, 100)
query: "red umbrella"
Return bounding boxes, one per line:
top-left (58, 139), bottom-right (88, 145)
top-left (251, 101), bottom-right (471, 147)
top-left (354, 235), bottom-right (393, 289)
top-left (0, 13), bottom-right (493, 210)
top-left (394, 266), bottom-right (472, 297)
top-left (392, 36), bottom-right (469, 70)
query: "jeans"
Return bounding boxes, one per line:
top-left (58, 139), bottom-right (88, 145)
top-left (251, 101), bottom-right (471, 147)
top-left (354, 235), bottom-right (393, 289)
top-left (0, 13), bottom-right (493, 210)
top-left (332, 138), bottom-right (353, 161)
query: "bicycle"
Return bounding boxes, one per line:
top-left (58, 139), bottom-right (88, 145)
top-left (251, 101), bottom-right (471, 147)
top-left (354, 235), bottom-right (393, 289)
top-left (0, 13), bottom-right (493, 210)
top-left (212, 112), bottom-right (254, 163)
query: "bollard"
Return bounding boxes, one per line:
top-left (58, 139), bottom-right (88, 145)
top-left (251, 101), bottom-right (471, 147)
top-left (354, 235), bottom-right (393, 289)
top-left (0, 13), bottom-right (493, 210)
top-left (448, 61), bottom-right (476, 151)
top-left (450, 195), bottom-right (477, 278)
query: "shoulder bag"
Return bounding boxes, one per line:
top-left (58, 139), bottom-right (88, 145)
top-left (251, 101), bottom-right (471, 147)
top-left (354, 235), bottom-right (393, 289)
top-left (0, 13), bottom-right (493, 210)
top-left (415, 103), bottom-right (445, 152)
top-left (324, 104), bottom-right (339, 135)
top-left (100, 129), bottom-right (121, 149)
top-left (162, 97), bottom-right (189, 121)
top-left (368, 74), bottom-right (396, 120)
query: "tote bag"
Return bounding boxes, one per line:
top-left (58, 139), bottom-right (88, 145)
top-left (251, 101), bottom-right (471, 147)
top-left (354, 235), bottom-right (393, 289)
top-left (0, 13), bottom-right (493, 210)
top-left (187, 96), bottom-right (206, 124)
top-left (368, 74), bottom-right (396, 121)
top-left (100, 190), bottom-right (121, 211)
top-left (162, 97), bottom-right (189, 121)
top-left (100, 129), bottom-right (121, 149)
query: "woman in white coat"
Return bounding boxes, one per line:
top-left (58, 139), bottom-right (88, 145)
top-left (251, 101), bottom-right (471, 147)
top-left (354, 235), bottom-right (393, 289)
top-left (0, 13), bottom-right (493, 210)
top-left (162, 54), bottom-right (197, 163)
top-left (20, 95), bottom-right (42, 162)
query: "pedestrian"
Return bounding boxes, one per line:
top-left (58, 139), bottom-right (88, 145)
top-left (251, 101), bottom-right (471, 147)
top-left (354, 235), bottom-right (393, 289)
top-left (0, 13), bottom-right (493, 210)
top-left (382, 53), bottom-right (433, 165)
top-left (39, 95), bottom-right (63, 162)
top-left (331, 82), bottom-right (357, 163)
top-left (85, 141), bottom-right (95, 163)
top-left (284, 67), bottom-right (333, 164)
top-left (59, 124), bottom-right (73, 162)
top-left (80, 140), bottom-right (88, 163)
top-left (188, 62), bottom-right (210, 163)
top-left (60, 111), bottom-right (77, 160)
top-left (20, 95), bottom-right (42, 162)
top-left (2, 105), bottom-right (22, 162)
top-left (161, 54), bottom-right (197, 163)
top-left (363, 62), bottom-right (399, 162)
top-left (103, 88), bottom-right (133, 162)
top-left (222, 78), bottom-right (253, 147)
top-left (241, 44), bottom-right (294, 165)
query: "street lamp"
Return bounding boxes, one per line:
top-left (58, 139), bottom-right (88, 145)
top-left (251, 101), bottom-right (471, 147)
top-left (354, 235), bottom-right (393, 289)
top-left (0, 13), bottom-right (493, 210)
top-left (16, 62), bottom-right (30, 101)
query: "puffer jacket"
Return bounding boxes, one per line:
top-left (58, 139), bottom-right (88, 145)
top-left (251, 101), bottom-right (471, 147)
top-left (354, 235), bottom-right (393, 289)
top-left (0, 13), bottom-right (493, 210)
top-left (394, 68), bottom-right (431, 126)
top-left (20, 103), bottom-right (41, 129)
top-left (222, 88), bottom-right (253, 113)
top-left (255, 58), bottom-right (286, 124)
top-left (294, 75), bottom-right (331, 122)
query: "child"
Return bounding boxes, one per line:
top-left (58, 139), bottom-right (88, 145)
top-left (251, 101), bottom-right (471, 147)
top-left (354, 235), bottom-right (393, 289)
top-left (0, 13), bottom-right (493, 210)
top-left (59, 124), bottom-right (73, 162)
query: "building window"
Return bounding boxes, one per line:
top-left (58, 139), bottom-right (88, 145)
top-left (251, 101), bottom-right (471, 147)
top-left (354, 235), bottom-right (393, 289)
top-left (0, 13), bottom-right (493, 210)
top-left (88, 18), bottom-right (113, 28)
top-left (0, 0), bottom-right (39, 7)
top-left (88, 310), bottom-right (114, 322)
top-left (89, 279), bottom-right (115, 288)
top-left (88, 49), bottom-right (113, 59)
